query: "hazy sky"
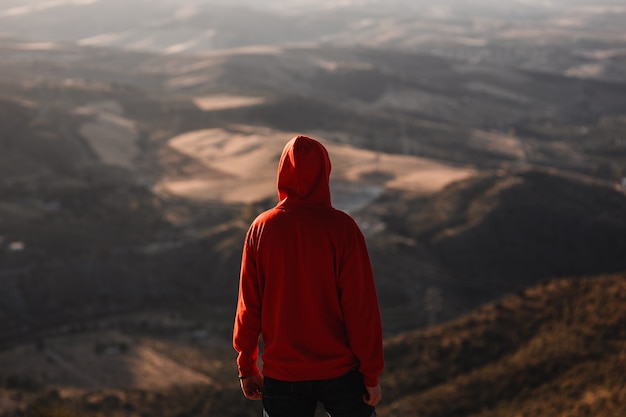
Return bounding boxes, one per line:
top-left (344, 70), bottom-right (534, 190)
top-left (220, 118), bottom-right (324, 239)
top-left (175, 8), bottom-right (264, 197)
top-left (1, 0), bottom-right (623, 54)
top-left (0, 0), bottom-right (620, 17)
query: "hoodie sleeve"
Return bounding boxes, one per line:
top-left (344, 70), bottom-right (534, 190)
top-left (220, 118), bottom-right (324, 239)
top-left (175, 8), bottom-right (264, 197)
top-left (338, 220), bottom-right (384, 387)
top-left (233, 227), bottom-right (262, 377)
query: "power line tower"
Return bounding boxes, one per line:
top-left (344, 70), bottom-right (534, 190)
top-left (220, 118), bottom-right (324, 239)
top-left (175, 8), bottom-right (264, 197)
top-left (424, 287), bottom-right (443, 328)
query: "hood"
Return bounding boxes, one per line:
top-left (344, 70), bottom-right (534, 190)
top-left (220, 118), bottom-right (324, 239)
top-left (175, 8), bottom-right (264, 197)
top-left (276, 135), bottom-right (332, 208)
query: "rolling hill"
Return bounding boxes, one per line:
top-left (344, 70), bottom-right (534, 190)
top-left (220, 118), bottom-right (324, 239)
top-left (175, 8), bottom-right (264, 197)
top-left (1, 273), bottom-right (622, 417)
top-left (368, 167), bottom-right (626, 328)
top-left (0, 2), bottom-right (625, 414)
top-left (381, 272), bottom-right (626, 417)
top-left (1, 32), bottom-right (626, 340)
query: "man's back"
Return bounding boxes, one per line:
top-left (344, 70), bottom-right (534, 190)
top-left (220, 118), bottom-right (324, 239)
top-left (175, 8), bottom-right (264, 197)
top-left (243, 204), bottom-right (380, 382)
top-left (233, 136), bottom-right (383, 416)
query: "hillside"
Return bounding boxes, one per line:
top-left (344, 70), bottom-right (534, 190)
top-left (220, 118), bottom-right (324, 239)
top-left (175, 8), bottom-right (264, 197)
top-left (1, 32), bottom-right (626, 336)
top-left (365, 167), bottom-right (626, 329)
top-left (4, 36), bottom-right (626, 178)
top-left (1, 0), bottom-right (625, 85)
top-left (0, 273), bottom-right (622, 417)
top-left (0, 2), bottom-right (625, 416)
top-left (409, 168), bottom-right (626, 283)
top-left (381, 272), bottom-right (626, 417)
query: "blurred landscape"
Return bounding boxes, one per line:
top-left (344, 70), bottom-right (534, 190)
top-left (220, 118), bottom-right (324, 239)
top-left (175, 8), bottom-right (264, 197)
top-left (0, 0), bottom-right (625, 416)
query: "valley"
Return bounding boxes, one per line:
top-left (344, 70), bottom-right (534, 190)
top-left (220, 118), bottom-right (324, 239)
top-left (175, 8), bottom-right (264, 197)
top-left (0, 1), bottom-right (625, 416)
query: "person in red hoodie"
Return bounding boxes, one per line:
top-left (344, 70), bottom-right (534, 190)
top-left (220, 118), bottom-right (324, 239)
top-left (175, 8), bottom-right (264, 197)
top-left (233, 135), bottom-right (384, 417)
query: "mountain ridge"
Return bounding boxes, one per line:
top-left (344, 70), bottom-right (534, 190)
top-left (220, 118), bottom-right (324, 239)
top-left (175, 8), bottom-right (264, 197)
top-left (381, 272), bottom-right (626, 417)
top-left (0, 4), bottom-right (624, 414)
top-left (1, 272), bottom-right (623, 417)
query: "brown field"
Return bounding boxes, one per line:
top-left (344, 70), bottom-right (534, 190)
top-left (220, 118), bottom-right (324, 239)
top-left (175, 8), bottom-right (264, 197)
top-left (0, 330), bottom-right (221, 391)
top-left (192, 95), bottom-right (266, 111)
top-left (155, 126), bottom-right (474, 205)
top-left (77, 101), bottom-right (139, 170)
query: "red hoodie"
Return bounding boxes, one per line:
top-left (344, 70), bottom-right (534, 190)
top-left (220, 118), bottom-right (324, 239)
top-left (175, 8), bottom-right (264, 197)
top-left (233, 135), bottom-right (384, 387)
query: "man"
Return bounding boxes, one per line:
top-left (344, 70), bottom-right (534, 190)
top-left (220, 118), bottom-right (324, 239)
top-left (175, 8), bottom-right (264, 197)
top-left (233, 135), bottom-right (384, 417)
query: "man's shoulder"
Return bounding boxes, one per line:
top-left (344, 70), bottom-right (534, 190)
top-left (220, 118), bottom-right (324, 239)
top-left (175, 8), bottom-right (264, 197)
top-left (252, 206), bottom-right (357, 226)
top-left (329, 207), bottom-right (359, 222)
top-left (250, 207), bottom-right (282, 224)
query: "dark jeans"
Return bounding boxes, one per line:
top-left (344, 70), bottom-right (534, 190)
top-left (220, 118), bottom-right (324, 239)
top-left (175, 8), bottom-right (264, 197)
top-left (262, 368), bottom-right (375, 417)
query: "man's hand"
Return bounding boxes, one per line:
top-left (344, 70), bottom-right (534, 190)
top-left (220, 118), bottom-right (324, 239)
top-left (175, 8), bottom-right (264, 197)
top-left (363, 383), bottom-right (382, 406)
top-left (240, 373), bottom-right (264, 400)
